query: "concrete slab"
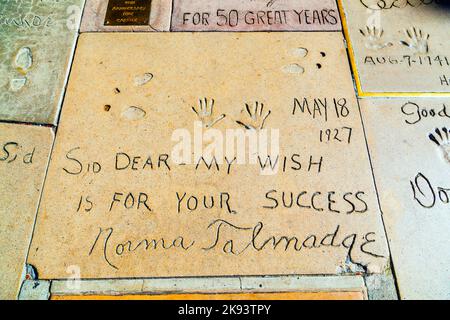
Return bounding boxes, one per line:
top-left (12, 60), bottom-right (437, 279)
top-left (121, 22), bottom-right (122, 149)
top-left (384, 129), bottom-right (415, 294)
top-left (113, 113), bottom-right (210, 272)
top-left (0, 123), bottom-right (53, 299)
top-left (28, 32), bottom-right (389, 279)
top-left (339, 0), bottom-right (450, 96)
top-left (360, 97), bottom-right (450, 299)
top-left (0, 0), bottom-right (85, 124)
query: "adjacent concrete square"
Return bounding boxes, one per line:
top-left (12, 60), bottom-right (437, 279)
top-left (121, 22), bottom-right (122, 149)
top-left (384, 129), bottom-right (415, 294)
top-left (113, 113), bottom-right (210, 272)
top-left (0, 0), bottom-right (85, 124)
top-left (360, 97), bottom-right (450, 299)
top-left (0, 123), bottom-right (53, 299)
top-left (339, 0), bottom-right (450, 95)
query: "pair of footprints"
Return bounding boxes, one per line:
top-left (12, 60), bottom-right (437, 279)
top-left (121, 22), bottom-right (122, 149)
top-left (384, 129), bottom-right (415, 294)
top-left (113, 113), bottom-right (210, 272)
top-left (360, 26), bottom-right (429, 54)
top-left (10, 47), bottom-right (33, 92)
top-left (191, 98), bottom-right (271, 130)
top-left (429, 127), bottom-right (450, 163)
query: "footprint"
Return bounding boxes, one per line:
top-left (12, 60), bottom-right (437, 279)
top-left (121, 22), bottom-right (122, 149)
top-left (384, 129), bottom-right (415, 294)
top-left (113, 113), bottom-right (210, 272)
top-left (14, 47), bottom-right (33, 73)
top-left (282, 63), bottom-right (304, 74)
top-left (292, 47), bottom-right (308, 58)
top-left (282, 47), bottom-right (309, 75)
top-left (9, 77), bottom-right (27, 92)
top-left (121, 106), bottom-right (146, 121)
top-left (429, 127), bottom-right (450, 163)
top-left (134, 73), bottom-right (153, 86)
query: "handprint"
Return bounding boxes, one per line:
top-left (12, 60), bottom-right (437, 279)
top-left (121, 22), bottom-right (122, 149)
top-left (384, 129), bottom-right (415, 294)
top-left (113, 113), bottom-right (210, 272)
top-left (191, 98), bottom-right (226, 128)
top-left (400, 27), bottom-right (429, 54)
top-left (429, 127), bottom-right (450, 164)
top-left (359, 26), bottom-right (393, 50)
top-left (236, 101), bottom-right (271, 130)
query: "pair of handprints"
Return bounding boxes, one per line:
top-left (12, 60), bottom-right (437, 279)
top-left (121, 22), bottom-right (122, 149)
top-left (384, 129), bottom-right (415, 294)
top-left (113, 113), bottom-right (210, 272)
top-left (359, 25), bottom-right (430, 54)
top-left (191, 98), bottom-right (271, 130)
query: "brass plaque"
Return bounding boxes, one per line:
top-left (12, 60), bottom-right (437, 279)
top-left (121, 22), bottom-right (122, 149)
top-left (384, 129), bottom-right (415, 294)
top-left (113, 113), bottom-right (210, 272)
top-left (104, 0), bottom-right (152, 26)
